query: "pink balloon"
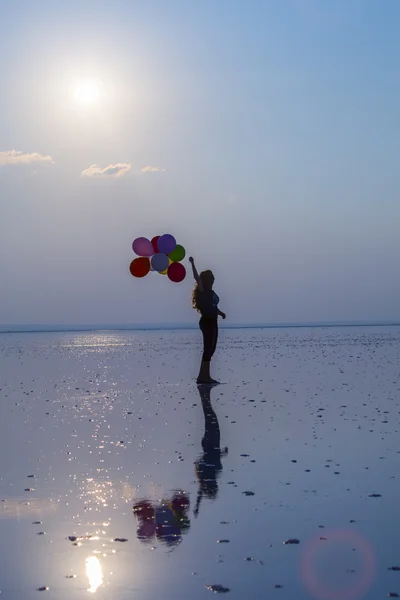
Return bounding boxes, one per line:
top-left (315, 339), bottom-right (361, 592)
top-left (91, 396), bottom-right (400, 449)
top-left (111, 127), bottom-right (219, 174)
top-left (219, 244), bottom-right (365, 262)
top-left (132, 237), bottom-right (154, 257)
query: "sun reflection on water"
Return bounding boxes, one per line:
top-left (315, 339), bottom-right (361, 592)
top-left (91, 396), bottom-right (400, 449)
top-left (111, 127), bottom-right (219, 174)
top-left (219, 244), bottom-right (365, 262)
top-left (86, 556), bottom-right (103, 593)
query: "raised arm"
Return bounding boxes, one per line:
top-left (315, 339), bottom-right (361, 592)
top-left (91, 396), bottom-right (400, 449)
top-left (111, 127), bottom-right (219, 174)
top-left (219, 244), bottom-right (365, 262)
top-left (189, 257), bottom-right (203, 291)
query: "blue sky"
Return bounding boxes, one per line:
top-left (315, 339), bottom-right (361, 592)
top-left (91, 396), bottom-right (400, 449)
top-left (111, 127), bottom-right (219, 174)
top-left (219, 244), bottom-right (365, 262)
top-left (1, 0), bottom-right (399, 325)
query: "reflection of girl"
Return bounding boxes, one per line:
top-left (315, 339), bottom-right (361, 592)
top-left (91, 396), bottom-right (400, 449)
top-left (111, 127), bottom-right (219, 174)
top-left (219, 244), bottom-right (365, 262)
top-left (189, 257), bottom-right (226, 384)
top-left (194, 386), bottom-right (228, 517)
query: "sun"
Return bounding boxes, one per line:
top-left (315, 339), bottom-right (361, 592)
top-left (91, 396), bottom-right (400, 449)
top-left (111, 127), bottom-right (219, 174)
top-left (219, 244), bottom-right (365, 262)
top-left (74, 80), bottom-right (101, 105)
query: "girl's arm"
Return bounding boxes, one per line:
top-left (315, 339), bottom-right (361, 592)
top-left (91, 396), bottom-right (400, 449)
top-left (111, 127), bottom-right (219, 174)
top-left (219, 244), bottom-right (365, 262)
top-left (189, 257), bottom-right (203, 291)
top-left (217, 309), bottom-right (226, 319)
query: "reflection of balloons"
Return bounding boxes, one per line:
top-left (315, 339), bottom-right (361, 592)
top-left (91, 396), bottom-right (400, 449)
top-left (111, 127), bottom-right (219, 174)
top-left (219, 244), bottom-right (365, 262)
top-left (151, 253), bottom-right (169, 273)
top-left (133, 495), bottom-right (190, 549)
top-left (133, 501), bottom-right (155, 522)
top-left (156, 524), bottom-right (181, 546)
top-left (168, 244), bottom-right (186, 262)
top-left (155, 506), bottom-right (181, 546)
top-left (168, 262), bottom-right (186, 283)
top-left (137, 522), bottom-right (156, 540)
top-left (171, 492), bottom-right (190, 513)
top-left (132, 237), bottom-right (154, 257)
top-left (151, 236), bottom-right (160, 253)
top-left (158, 234), bottom-right (176, 254)
top-left (130, 257), bottom-right (150, 278)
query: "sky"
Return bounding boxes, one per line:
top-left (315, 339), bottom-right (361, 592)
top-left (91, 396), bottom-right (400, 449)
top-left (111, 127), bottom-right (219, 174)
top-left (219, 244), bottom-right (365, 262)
top-left (1, 0), bottom-right (399, 326)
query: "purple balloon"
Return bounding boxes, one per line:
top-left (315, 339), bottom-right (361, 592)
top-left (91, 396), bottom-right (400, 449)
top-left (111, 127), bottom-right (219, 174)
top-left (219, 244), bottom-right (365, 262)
top-left (151, 253), bottom-right (169, 273)
top-left (158, 234), bottom-right (176, 254)
top-left (132, 237), bottom-right (154, 257)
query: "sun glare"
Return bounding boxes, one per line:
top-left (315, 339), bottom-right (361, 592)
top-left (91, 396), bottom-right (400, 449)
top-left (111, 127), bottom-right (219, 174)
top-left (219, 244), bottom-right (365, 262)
top-left (74, 80), bottom-right (101, 105)
top-left (86, 556), bottom-right (103, 593)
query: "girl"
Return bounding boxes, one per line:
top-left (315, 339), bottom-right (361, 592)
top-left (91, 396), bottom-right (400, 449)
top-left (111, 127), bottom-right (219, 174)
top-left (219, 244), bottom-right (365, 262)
top-left (189, 257), bottom-right (226, 384)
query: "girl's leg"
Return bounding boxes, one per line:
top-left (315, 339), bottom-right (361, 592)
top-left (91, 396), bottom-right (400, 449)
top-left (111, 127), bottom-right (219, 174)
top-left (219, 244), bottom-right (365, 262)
top-left (197, 319), bottom-right (215, 383)
top-left (211, 324), bottom-right (218, 358)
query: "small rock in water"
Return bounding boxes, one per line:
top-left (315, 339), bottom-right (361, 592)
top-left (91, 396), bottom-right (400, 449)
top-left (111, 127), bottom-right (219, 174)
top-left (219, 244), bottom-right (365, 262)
top-left (242, 491), bottom-right (255, 496)
top-left (274, 584), bottom-right (284, 589)
top-left (114, 537), bottom-right (128, 542)
top-left (369, 493), bottom-right (382, 498)
top-left (388, 594), bottom-right (400, 598)
top-left (68, 536), bottom-right (77, 542)
top-left (37, 587), bottom-right (49, 592)
top-left (217, 540), bottom-right (230, 544)
top-left (284, 538), bottom-right (300, 545)
top-left (206, 584), bottom-right (230, 593)
top-left (388, 567), bottom-right (400, 571)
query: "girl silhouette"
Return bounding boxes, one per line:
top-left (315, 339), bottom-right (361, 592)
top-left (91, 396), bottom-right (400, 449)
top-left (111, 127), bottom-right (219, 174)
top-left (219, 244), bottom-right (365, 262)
top-left (189, 257), bottom-right (226, 384)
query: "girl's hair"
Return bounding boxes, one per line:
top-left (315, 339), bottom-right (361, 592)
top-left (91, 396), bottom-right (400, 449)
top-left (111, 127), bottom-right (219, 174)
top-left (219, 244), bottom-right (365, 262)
top-left (192, 270), bottom-right (214, 312)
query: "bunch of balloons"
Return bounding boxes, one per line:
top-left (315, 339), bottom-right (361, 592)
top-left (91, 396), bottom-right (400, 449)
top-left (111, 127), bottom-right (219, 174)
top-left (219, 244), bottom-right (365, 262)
top-left (129, 234), bottom-right (186, 283)
top-left (132, 492), bottom-right (190, 548)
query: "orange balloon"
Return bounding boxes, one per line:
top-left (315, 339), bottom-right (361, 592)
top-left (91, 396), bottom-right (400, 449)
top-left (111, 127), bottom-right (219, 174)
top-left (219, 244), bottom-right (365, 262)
top-left (130, 257), bottom-right (150, 278)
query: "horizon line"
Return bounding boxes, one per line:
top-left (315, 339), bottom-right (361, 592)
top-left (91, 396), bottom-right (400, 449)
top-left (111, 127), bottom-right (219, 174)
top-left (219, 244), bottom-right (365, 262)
top-left (1, 320), bottom-right (400, 334)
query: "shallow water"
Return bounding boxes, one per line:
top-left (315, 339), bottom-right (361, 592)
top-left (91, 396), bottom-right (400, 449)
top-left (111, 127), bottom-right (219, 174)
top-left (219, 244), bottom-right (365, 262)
top-left (0, 327), bottom-right (400, 599)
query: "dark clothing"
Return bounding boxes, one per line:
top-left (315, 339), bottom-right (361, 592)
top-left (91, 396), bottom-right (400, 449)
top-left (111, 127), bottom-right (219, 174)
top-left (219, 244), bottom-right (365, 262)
top-left (200, 316), bottom-right (218, 362)
top-left (198, 290), bottom-right (219, 319)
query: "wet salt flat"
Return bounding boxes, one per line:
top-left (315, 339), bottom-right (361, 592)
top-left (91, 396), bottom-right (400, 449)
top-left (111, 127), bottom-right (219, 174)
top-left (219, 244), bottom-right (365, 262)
top-left (1, 326), bottom-right (400, 600)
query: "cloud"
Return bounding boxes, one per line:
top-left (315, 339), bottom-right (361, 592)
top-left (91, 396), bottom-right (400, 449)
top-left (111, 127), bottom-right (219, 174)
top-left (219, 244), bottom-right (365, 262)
top-left (0, 150), bottom-right (54, 166)
top-left (140, 165), bottom-right (166, 173)
top-left (81, 163), bottom-right (132, 178)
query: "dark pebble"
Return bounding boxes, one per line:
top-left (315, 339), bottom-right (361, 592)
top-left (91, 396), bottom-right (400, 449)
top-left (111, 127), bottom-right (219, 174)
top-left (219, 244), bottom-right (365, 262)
top-left (284, 538), bottom-right (300, 545)
top-left (243, 491), bottom-right (255, 496)
top-left (37, 587), bottom-right (49, 592)
top-left (388, 567), bottom-right (400, 571)
top-left (114, 538), bottom-right (128, 542)
top-left (206, 584), bottom-right (230, 593)
top-left (369, 493), bottom-right (382, 498)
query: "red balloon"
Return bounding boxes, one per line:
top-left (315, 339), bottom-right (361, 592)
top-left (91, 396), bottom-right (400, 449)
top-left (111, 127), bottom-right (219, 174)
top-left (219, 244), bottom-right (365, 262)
top-left (151, 236), bottom-right (160, 253)
top-left (130, 257), bottom-right (150, 278)
top-left (167, 262), bottom-right (186, 283)
top-left (171, 492), bottom-right (190, 513)
top-left (133, 500), bottom-right (155, 522)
